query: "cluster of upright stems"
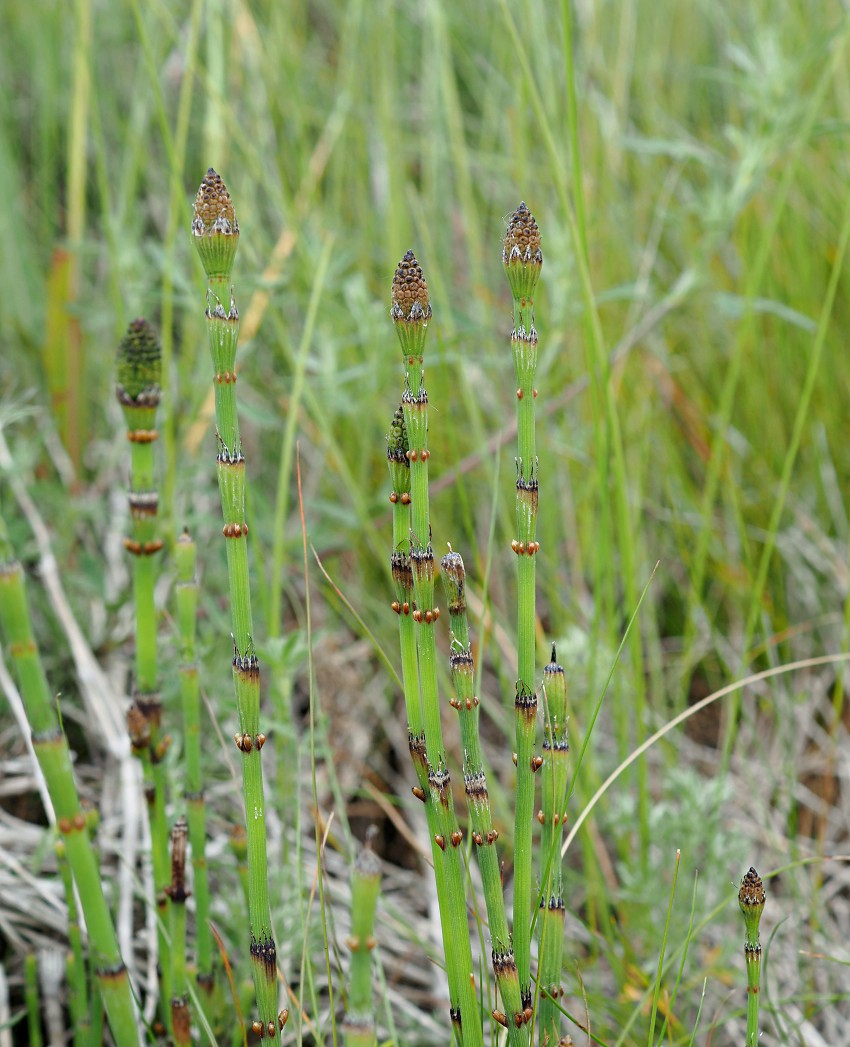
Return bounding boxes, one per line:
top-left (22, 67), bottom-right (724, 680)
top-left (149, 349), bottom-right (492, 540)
top-left (117, 321), bottom-right (214, 1040)
top-left (0, 169), bottom-right (781, 1045)
top-left (386, 203), bottom-right (568, 1045)
top-left (191, 169), bottom-right (288, 1043)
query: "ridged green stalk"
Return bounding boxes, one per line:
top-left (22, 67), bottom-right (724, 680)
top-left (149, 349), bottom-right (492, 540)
top-left (538, 648), bottom-right (569, 1042)
top-left (192, 169), bottom-right (283, 1043)
top-left (174, 530), bottom-right (214, 998)
top-left (739, 867), bottom-right (765, 1047)
top-left (56, 839), bottom-right (92, 1047)
top-left (503, 204), bottom-right (544, 1002)
top-left (167, 817), bottom-right (191, 1046)
top-left (115, 318), bottom-right (171, 1017)
top-left (0, 517), bottom-right (141, 1046)
top-left (343, 829), bottom-right (381, 1047)
top-left (441, 553), bottom-right (528, 1043)
top-left (391, 252), bottom-right (483, 1046)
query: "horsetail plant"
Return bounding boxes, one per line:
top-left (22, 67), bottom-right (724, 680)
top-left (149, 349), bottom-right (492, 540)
top-left (738, 867), bottom-right (766, 1047)
top-left (167, 816), bottom-right (191, 1046)
top-left (537, 649), bottom-right (569, 1043)
top-left (390, 252), bottom-right (483, 1045)
top-left (115, 317), bottom-right (172, 1014)
top-left (0, 514), bottom-right (141, 1046)
top-left (441, 552), bottom-right (529, 1043)
top-left (191, 168), bottom-right (287, 1044)
top-left (504, 203), bottom-right (544, 1005)
top-left (175, 529), bottom-right (214, 999)
top-left (343, 827), bottom-right (381, 1047)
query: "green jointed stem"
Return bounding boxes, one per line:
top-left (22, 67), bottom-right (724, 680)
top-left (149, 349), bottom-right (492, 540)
top-left (391, 253), bottom-right (483, 1046)
top-left (538, 648), bottom-right (569, 1042)
top-left (739, 867), bottom-right (765, 1047)
top-left (504, 203), bottom-right (543, 1000)
top-left (343, 828), bottom-right (381, 1047)
top-left (0, 519), bottom-right (141, 1047)
top-left (192, 169), bottom-right (283, 1043)
top-left (168, 817), bottom-right (191, 1047)
top-left (175, 531), bottom-right (214, 995)
top-left (441, 553), bottom-right (528, 1044)
top-left (115, 318), bottom-right (172, 1015)
top-left (56, 839), bottom-right (92, 1047)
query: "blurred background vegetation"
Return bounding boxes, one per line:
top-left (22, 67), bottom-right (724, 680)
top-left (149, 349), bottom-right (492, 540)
top-left (2, 0), bottom-right (850, 1042)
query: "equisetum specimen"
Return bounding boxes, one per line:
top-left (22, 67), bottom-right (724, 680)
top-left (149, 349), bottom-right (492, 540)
top-left (504, 202), bottom-right (544, 1007)
top-left (389, 252), bottom-right (483, 1045)
top-left (115, 317), bottom-right (172, 1019)
top-left (192, 169), bottom-right (287, 1043)
top-left (739, 866), bottom-right (766, 1047)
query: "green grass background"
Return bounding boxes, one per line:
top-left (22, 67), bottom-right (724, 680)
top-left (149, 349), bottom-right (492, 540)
top-left (2, 0), bottom-right (850, 1043)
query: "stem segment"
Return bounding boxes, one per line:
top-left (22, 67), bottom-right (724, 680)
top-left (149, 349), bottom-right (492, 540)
top-left (343, 828), bottom-right (381, 1047)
